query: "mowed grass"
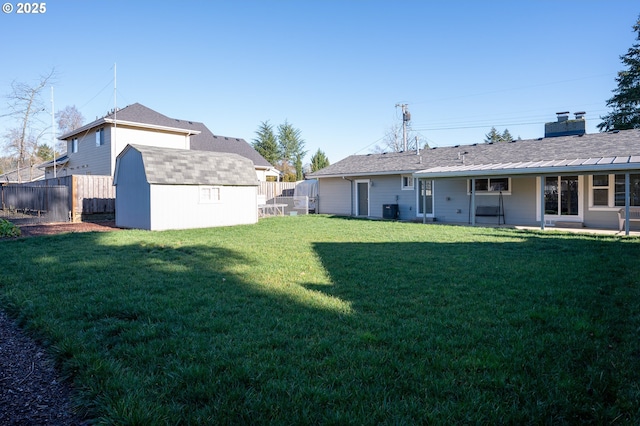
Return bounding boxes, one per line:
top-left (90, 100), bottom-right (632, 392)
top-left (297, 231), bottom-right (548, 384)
top-left (1, 215), bottom-right (640, 424)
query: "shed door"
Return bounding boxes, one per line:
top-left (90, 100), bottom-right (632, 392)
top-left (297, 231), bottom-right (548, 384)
top-left (357, 181), bottom-right (369, 216)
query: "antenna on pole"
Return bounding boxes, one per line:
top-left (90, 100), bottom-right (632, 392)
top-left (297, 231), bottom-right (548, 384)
top-left (113, 63), bottom-right (117, 173)
top-left (51, 86), bottom-right (56, 178)
top-left (395, 103), bottom-right (410, 151)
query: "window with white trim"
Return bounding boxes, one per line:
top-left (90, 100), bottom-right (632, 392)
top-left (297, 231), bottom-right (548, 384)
top-left (467, 177), bottom-right (510, 194)
top-left (199, 186), bottom-right (221, 204)
top-left (589, 174), bottom-right (640, 208)
top-left (95, 128), bottom-right (104, 147)
top-left (401, 175), bottom-right (414, 190)
top-left (591, 174), bottom-right (610, 207)
top-left (71, 138), bottom-right (78, 153)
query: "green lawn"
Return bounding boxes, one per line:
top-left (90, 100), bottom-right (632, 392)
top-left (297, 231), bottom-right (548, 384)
top-left (1, 216), bottom-right (640, 424)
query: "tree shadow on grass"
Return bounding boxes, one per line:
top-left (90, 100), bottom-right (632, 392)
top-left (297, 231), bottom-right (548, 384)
top-left (0, 230), bottom-right (639, 424)
top-left (310, 235), bottom-right (640, 423)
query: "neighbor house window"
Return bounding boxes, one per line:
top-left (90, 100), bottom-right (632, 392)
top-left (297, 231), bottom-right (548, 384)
top-left (401, 175), bottom-right (414, 190)
top-left (95, 128), bottom-right (104, 146)
top-left (467, 177), bottom-right (510, 194)
top-left (199, 186), bottom-right (221, 204)
top-left (71, 138), bottom-right (78, 153)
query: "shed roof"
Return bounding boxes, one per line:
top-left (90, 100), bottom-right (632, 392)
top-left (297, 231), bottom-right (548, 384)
top-left (116, 144), bottom-right (258, 186)
top-left (309, 129), bottom-right (640, 178)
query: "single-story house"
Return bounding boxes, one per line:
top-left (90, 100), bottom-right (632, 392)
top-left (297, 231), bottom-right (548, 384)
top-left (308, 113), bottom-right (640, 234)
top-left (114, 144), bottom-right (259, 231)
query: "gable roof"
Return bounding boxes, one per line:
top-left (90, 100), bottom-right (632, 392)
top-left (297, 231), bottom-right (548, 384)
top-left (115, 144), bottom-right (258, 186)
top-left (309, 129), bottom-right (640, 178)
top-left (60, 103), bottom-right (200, 140)
top-left (60, 103), bottom-right (275, 169)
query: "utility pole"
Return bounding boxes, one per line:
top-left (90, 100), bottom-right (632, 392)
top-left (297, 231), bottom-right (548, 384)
top-left (51, 86), bottom-right (56, 178)
top-left (396, 104), bottom-right (411, 151)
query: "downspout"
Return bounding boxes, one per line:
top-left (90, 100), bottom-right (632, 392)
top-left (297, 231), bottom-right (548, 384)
top-left (343, 176), bottom-right (354, 216)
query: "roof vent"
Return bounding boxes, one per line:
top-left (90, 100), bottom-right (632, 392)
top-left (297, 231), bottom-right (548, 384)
top-left (556, 111), bottom-right (570, 122)
top-left (574, 111), bottom-right (586, 120)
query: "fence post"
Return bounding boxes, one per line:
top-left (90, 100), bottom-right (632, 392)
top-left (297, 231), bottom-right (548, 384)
top-left (71, 175), bottom-right (78, 222)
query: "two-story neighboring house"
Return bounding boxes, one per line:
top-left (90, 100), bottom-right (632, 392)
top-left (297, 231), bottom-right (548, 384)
top-left (45, 103), bottom-right (279, 180)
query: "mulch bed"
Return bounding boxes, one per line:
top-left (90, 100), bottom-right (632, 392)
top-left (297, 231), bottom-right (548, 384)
top-left (18, 221), bottom-right (120, 237)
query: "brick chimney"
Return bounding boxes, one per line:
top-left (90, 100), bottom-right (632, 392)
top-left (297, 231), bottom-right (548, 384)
top-left (544, 111), bottom-right (586, 138)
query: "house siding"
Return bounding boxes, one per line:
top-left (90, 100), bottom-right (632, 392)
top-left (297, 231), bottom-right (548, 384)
top-left (64, 125), bottom-right (191, 177)
top-left (432, 177), bottom-right (538, 226)
top-left (65, 126), bottom-right (112, 176)
top-left (317, 178), bottom-right (352, 216)
top-left (111, 126), bottom-right (190, 175)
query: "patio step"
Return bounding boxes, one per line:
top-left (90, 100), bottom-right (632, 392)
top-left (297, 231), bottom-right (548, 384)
top-left (554, 221), bottom-right (584, 228)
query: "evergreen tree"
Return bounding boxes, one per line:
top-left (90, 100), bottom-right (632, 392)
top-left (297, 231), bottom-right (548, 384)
top-left (501, 129), bottom-right (513, 142)
top-left (598, 15), bottom-right (640, 131)
top-left (484, 127), bottom-right (515, 143)
top-left (277, 121), bottom-right (306, 181)
top-left (310, 148), bottom-right (330, 172)
top-left (484, 127), bottom-right (502, 143)
top-left (252, 121), bottom-right (280, 165)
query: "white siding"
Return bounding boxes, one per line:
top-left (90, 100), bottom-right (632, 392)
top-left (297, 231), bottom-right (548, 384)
top-left (110, 126), bottom-right (190, 176)
top-left (148, 185), bottom-right (257, 231)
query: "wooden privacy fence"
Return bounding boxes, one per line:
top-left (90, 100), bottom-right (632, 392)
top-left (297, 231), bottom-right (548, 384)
top-left (258, 182), bottom-right (297, 200)
top-left (0, 185), bottom-right (69, 224)
top-left (17, 175), bottom-right (115, 222)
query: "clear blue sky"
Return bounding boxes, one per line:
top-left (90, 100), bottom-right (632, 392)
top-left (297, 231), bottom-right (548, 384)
top-left (1, 0), bottom-right (638, 165)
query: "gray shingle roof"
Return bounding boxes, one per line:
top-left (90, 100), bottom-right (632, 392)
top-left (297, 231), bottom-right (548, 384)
top-left (121, 144), bottom-right (258, 186)
top-left (185, 122), bottom-right (273, 168)
top-left (309, 129), bottom-right (640, 178)
top-left (66, 103), bottom-right (274, 169)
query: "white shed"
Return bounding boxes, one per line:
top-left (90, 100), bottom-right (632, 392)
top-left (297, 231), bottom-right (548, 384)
top-left (114, 144), bottom-right (259, 231)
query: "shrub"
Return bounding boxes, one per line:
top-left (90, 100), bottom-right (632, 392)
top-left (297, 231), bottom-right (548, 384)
top-left (0, 219), bottom-right (21, 238)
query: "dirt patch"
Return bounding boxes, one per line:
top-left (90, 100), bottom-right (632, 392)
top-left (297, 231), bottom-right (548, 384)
top-left (0, 311), bottom-right (86, 425)
top-left (18, 221), bottom-right (120, 237)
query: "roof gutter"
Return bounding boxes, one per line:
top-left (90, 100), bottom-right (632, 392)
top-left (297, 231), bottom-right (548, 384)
top-left (413, 162), bottom-right (640, 179)
top-left (311, 169), bottom-right (422, 179)
top-left (60, 119), bottom-right (201, 139)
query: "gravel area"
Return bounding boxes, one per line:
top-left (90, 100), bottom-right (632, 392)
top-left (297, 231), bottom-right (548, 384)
top-left (0, 311), bottom-right (85, 425)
